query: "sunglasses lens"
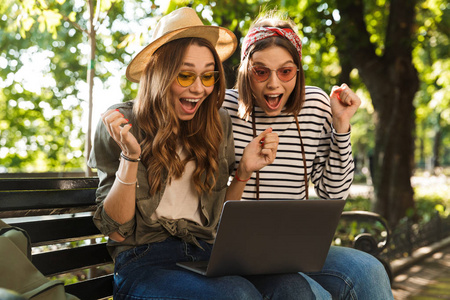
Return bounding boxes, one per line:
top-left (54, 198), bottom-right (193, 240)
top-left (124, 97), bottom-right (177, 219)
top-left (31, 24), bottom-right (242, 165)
top-left (201, 71), bottom-right (219, 87)
top-left (177, 72), bottom-right (196, 87)
top-left (251, 67), bottom-right (271, 82)
top-left (277, 67), bottom-right (297, 82)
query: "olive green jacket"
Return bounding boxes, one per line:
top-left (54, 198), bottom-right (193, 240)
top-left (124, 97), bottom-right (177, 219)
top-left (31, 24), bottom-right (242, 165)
top-left (88, 101), bottom-right (235, 260)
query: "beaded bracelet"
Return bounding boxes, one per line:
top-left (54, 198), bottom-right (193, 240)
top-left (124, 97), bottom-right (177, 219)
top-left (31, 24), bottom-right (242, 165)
top-left (115, 171), bottom-right (137, 186)
top-left (234, 169), bottom-right (251, 182)
top-left (120, 152), bottom-right (140, 163)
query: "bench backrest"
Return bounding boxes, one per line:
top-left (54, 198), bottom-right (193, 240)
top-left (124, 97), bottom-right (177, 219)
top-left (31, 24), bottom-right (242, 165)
top-left (0, 177), bottom-right (113, 300)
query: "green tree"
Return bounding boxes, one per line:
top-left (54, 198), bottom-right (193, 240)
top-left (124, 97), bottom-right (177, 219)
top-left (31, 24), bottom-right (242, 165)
top-left (1, 0), bottom-right (87, 172)
top-left (14, 0), bottom-right (121, 175)
top-left (414, 1), bottom-right (450, 170)
top-left (0, 0), bottom-right (140, 173)
top-left (331, 0), bottom-right (419, 226)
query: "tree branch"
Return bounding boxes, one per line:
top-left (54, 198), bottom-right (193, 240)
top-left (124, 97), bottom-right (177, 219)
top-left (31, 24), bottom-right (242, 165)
top-left (384, 0), bottom-right (417, 59)
top-left (61, 14), bottom-right (89, 35)
top-left (333, 0), bottom-right (380, 69)
top-left (93, 0), bottom-right (101, 28)
top-left (94, 1), bottom-right (117, 32)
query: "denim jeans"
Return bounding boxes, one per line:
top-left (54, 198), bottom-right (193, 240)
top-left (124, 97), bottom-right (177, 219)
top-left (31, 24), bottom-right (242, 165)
top-left (113, 237), bottom-right (315, 300)
top-left (305, 246), bottom-right (394, 300)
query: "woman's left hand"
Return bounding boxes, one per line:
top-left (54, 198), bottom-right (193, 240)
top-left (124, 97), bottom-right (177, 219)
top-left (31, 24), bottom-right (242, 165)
top-left (330, 83), bottom-right (361, 133)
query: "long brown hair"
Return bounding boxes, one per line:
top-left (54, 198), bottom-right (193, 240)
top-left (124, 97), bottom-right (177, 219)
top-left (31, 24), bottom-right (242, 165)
top-left (133, 38), bottom-right (225, 195)
top-left (236, 12), bottom-right (306, 120)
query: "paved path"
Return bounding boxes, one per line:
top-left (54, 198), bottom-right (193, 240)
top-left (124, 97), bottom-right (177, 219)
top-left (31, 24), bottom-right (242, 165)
top-left (391, 242), bottom-right (450, 299)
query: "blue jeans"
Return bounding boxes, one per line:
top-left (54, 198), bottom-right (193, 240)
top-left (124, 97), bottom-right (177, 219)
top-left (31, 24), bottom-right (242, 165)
top-left (113, 237), bottom-right (315, 300)
top-left (304, 246), bottom-right (394, 299)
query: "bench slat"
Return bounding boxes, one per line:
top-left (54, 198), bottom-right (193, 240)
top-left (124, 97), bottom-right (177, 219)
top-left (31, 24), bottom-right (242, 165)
top-left (0, 189), bottom-right (97, 211)
top-left (11, 216), bottom-right (102, 246)
top-left (64, 274), bottom-right (114, 300)
top-left (0, 177), bottom-right (99, 191)
top-left (0, 206), bottom-right (97, 218)
top-left (33, 243), bottom-right (112, 276)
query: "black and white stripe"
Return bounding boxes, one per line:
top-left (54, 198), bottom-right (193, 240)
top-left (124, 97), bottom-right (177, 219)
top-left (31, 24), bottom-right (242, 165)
top-left (223, 87), bottom-right (354, 200)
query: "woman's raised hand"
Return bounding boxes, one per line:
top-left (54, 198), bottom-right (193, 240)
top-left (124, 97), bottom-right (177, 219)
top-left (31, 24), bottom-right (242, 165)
top-left (330, 83), bottom-right (361, 133)
top-left (101, 109), bottom-right (141, 160)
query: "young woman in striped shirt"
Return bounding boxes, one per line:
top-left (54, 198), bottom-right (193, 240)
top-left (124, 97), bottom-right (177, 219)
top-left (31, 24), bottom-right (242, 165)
top-left (223, 11), bottom-right (394, 300)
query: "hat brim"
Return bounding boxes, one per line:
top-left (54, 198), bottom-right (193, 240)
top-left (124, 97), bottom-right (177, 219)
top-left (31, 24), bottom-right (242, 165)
top-left (126, 25), bottom-right (237, 83)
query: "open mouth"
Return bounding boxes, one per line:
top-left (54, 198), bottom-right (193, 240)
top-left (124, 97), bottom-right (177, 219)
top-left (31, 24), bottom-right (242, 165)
top-left (180, 98), bottom-right (200, 114)
top-left (265, 94), bottom-right (283, 110)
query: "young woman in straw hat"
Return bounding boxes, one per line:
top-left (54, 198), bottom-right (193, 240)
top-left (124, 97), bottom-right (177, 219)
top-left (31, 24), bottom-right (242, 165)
top-left (89, 7), bottom-right (317, 300)
top-left (222, 10), bottom-right (394, 300)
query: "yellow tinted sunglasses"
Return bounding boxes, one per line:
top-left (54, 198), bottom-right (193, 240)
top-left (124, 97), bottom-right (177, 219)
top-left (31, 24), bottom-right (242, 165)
top-left (177, 71), bottom-right (220, 87)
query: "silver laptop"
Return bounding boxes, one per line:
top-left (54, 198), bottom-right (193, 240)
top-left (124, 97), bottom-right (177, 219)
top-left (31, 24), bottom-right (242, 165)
top-left (176, 199), bottom-right (345, 277)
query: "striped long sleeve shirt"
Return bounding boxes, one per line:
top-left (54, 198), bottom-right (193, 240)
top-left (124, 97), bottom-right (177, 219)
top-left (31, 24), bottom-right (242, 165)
top-left (223, 87), bottom-right (354, 200)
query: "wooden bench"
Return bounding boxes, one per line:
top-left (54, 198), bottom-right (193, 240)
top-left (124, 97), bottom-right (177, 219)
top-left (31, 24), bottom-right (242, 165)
top-left (0, 177), bottom-right (392, 299)
top-left (0, 177), bottom-right (113, 300)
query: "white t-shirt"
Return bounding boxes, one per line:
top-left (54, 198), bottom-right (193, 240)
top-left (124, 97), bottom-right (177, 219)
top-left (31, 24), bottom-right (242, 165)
top-left (151, 147), bottom-right (204, 225)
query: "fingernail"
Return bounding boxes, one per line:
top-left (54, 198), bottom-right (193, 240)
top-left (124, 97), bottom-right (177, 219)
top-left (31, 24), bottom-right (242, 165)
top-left (115, 109), bottom-right (120, 112)
top-left (125, 119), bottom-right (129, 122)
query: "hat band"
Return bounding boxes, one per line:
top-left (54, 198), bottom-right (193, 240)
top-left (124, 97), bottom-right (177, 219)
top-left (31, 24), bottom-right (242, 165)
top-left (241, 27), bottom-right (302, 61)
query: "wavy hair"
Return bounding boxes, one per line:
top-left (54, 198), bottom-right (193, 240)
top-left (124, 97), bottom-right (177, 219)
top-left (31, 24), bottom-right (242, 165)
top-left (236, 11), bottom-right (306, 120)
top-left (133, 38), bottom-right (225, 195)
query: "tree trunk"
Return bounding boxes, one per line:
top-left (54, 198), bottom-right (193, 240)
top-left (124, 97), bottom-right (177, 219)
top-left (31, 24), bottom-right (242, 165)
top-left (85, 0), bottom-right (96, 176)
top-left (333, 0), bottom-right (419, 226)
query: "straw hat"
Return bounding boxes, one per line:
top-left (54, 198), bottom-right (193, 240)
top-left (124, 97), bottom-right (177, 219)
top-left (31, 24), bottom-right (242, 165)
top-left (126, 7), bottom-right (237, 83)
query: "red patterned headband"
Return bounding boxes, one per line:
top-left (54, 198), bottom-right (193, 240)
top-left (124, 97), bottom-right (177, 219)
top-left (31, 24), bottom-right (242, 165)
top-left (241, 27), bottom-right (302, 61)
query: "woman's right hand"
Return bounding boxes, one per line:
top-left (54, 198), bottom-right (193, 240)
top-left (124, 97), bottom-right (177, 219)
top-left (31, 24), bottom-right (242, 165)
top-left (102, 109), bottom-right (141, 159)
top-left (225, 128), bottom-right (278, 201)
top-left (238, 127), bottom-right (279, 178)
